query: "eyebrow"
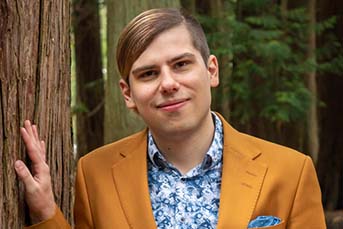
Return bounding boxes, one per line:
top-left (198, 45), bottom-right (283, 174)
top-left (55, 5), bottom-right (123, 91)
top-left (167, 53), bottom-right (196, 64)
top-left (131, 65), bottom-right (158, 76)
top-left (131, 52), bottom-right (196, 76)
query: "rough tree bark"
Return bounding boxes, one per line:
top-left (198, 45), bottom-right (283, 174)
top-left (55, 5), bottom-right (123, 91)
top-left (72, 0), bottom-right (104, 158)
top-left (105, 0), bottom-right (180, 143)
top-left (0, 0), bottom-right (73, 227)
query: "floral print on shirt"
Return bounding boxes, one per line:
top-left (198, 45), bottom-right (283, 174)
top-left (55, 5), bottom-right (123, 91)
top-left (148, 113), bottom-right (224, 229)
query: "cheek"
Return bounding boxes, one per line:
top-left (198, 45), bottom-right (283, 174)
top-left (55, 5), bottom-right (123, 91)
top-left (187, 74), bottom-right (211, 91)
top-left (131, 86), bottom-right (155, 107)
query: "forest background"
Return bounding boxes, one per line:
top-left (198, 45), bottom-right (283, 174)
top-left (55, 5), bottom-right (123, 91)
top-left (0, 0), bottom-right (342, 228)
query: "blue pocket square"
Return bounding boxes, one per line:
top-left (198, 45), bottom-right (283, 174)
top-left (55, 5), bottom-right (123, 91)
top-left (248, 216), bottom-right (281, 228)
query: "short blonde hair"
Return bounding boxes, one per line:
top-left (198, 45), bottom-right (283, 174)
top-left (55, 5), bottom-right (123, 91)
top-left (116, 8), bottom-right (210, 82)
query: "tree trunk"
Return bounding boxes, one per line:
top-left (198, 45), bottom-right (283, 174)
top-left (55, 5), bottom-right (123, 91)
top-left (281, 0), bottom-right (288, 20)
top-left (181, 0), bottom-right (196, 13)
top-left (105, 0), bottom-right (180, 143)
top-left (307, 0), bottom-right (319, 163)
top-left (72, 0), bottom-right (104, 158)
top-left (316, 0), bottom-right (343, 211)
top-left (0, 0), bottom-right (73, 227)
top-left (210, 0), bottom-right (231, 120)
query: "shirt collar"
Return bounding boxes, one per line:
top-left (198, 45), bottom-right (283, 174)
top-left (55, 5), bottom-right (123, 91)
top-left (147, 112), bottom-right (223, 173)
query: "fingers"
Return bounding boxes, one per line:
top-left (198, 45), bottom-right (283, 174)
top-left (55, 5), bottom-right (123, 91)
top-left (15, 159), bottom-right (56, 223)
top-left (21, 120), bottom-right (45, 163)
top-left (40, 141), bottom-right (46, 162)
top-left (20, 127), bottom-right (42, 163)
top-left (32, 124), bottom-right (46, 161)
top-left (24, 120), bottom-right (40, 143)
top-left (16, 122), bottom-right (56, 223)
top-left (24, 120), bottom-right (34, 138)
top-left (14, 160), bottom-right (36, 190)
top-left (32, 124), bottom-right (40, 142)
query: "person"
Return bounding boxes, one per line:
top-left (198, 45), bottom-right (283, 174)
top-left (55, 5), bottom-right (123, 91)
top-left (15, 8), bottom-right (326, 229)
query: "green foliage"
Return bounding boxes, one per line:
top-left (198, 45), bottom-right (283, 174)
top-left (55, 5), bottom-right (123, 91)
top-left (316, 16), bottom-right (336, 34)
top-left (224, 5), bottom-right (311, 124)
top-left (72, 102), bottom-right (89, 115)
top-left (84, 78), bottom-right (104, 90)
top-left (200, 0), bottom-right (343, 126)
top-left (316, 18), bottom-right (343, 75)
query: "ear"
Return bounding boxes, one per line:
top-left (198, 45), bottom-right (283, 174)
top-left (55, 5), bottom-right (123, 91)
top-left (119, 79), bottom-right (137, 111)
top-left (207, 55), bottom-right (219, 87)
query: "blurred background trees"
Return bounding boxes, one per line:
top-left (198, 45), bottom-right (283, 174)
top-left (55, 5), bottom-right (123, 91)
top-left (72, 0), bottom-right (104, 158)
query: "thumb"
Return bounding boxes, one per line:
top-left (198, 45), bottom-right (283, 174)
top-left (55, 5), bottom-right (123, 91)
top-left (14, 160), bottom-right (35, 188)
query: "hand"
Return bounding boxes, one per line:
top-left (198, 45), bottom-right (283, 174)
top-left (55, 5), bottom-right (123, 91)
top-left (14, 120), bottom-right (56, 223)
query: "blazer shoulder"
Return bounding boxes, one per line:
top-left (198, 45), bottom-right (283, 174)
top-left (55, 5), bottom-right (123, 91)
top-left (79, 129), bottom-right (148, 167)
top-left (220, 114), bottom-right (307, 165)
top-left (241, 133), bottom-right (311, 172)
top-left (245, 133), bottom-right (305, 158)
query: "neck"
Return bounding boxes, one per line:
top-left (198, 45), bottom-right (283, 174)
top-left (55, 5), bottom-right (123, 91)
top-left (151, 112), bottom-right (215, 175)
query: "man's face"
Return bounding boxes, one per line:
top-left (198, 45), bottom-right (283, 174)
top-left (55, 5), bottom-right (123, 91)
top-left (120, 24), bottom-right (219, 138)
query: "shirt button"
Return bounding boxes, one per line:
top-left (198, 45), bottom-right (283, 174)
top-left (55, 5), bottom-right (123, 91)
top-left (180, 177), bottom-right (186, 182)
top-left (164, 168), bottom-right (170, 173)
top-left (180, 217), bottom-right (185, 222)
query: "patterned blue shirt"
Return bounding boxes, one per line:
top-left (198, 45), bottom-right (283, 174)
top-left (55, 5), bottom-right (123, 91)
top-left (147, 113), bottom-right (224, 229)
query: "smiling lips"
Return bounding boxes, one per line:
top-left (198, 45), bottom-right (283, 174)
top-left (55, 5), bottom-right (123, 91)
top-left (156, 99), bottom-right (189, 112)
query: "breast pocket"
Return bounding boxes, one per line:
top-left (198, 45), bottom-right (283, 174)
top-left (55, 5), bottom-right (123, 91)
top-left (249, 220), bottom-right (285, 229)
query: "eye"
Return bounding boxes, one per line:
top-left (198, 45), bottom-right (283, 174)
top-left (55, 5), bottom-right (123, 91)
top-left (174, 60), bottom-right (191, 69)
top-left (138, 70), bottom-right (159, 79)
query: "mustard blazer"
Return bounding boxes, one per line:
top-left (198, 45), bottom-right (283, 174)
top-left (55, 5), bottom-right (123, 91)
top-left (28, 115), bottom-right (326, 229)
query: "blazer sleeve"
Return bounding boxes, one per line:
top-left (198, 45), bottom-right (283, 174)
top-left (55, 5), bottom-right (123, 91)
top-left (74, 157), bottom-right (94, 228)
top-left (24, 205), bottom-right (70, 229)
top-left (287, 156), bottom-right (326, 228)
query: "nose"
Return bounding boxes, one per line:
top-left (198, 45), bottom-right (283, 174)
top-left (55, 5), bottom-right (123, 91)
top-left (159, 68), bottom-right (180, 94)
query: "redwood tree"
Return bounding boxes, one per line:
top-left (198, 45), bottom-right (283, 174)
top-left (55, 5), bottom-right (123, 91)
top-left (72, 0), bottom-right (104, 158)
top-left (0, 0), bottom-right (73, 227)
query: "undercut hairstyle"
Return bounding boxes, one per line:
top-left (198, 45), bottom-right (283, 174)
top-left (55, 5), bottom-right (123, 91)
top-left (116, 8), bottom-right (210, 82)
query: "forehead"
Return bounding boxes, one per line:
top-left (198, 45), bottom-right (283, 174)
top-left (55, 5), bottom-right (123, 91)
top-left (130, 24), bottom-right (200, 70)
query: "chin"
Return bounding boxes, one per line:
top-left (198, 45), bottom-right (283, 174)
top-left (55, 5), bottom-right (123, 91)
top-left (161, 122), bottom-right (196, 136)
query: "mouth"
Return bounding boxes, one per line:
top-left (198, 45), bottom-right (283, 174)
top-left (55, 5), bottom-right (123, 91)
top-left (156, 98), bottom-right (190, 112)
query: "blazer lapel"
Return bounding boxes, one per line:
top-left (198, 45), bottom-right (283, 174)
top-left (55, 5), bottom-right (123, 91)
top-left (110, 115), bottom-right (267, 229)
top-left (111, 131), bottom-right (156, 229)
top-left (217, 116), bottom-right (268, 229)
